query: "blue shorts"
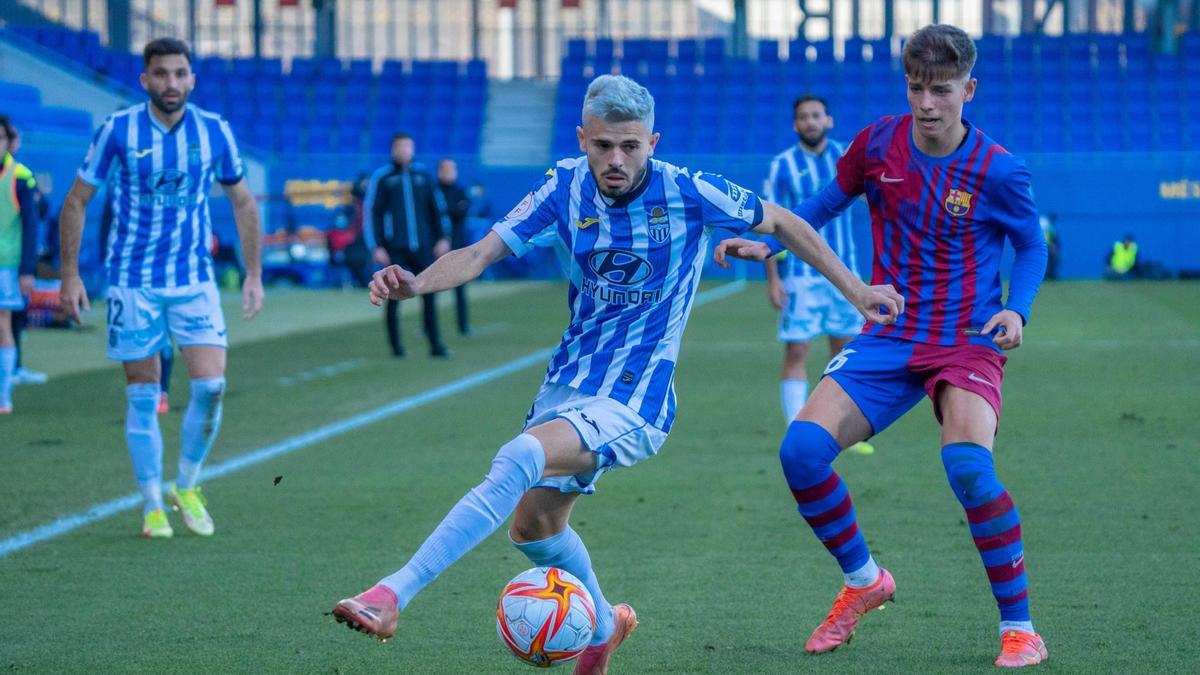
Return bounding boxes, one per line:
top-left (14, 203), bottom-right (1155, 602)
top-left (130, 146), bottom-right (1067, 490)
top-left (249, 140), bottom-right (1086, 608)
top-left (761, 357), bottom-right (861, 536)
top-left (823, 334), bottom-right (1008, 435)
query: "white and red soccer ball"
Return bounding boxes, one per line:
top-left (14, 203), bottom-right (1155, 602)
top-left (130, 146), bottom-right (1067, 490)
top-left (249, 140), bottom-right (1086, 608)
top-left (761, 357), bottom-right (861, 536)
top-left (496, 567), bottom-right (596, 668)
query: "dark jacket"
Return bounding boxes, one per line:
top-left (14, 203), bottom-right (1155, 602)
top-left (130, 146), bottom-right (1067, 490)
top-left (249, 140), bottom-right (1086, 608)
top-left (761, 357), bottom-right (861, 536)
top-left (437, 180), bottom-right (470, 247)
top-left (364, 162), bottom-right (445, 254)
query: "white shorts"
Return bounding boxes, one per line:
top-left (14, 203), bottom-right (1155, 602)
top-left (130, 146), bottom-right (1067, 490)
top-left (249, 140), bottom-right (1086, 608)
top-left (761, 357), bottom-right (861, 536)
top-left (0, 268), bottom-right (26, 310)
top-left (106, 282), bottom-right (227, 362)
top-left (779, 275), bottom-right (863, 343)
top-left (523, 383), bottom-right (668, 495)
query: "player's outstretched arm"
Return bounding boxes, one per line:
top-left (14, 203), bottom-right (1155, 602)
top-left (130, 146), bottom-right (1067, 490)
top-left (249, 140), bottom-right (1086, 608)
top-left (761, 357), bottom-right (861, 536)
top-left (757, 201), bottom-right (903, 326)
top-left (221, 180), bottom-right (264, 320)
top-left (369, 231), bottom-right (512, 306)
top-left (58, 177), bottom-right (97, 324)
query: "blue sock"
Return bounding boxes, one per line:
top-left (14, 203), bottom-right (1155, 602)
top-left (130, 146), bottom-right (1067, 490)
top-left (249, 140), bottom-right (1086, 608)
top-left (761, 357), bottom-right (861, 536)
top-left (126, 383), bottom-right (164, 513)
top-left (513, 526), bottom-right (615, 646)
top-left (0, 346), bottom-right (14, 409)
top-left (177, 377), bottom-right (225, 490)
top-left (780, 421), bottom-right (874, 582)
top-left (942, 443), bottom-right (1032, 627)
top-left (380, 434), bottom-right (546, 609)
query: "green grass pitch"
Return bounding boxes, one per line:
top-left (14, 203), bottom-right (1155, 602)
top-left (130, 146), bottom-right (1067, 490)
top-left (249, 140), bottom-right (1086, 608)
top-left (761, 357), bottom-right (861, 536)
top-left (1, 280), bottom-right (1197, 672)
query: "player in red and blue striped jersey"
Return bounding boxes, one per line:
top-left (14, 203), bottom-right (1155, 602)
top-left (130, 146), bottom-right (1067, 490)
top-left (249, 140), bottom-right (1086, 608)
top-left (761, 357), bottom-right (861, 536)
top-left (716, 24), bottom-right (1049, 667)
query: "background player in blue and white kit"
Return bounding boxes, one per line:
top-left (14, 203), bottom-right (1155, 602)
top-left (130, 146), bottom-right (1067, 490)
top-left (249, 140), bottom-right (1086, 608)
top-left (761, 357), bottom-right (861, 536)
top-left (332, 75), bottom-right (902, 674)
top-left (763, 95), bottom-right (873, 455)
top-left (58, 38), bottom-right (264, 540)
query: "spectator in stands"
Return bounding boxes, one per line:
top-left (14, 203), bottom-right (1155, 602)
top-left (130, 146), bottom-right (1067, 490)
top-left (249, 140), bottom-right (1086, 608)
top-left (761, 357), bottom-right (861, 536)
top-left (363, 132), bottom-right (450, 358)
top-left (436, 158), bottom-right (473, 335)
top-left (0, 114), bottom-right (41, 412)
top-left (1039, 212), bottom-right (1060, 280)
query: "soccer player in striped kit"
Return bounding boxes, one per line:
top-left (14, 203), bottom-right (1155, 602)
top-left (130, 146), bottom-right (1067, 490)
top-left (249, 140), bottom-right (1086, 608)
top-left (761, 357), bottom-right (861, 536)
top-left (59, 37), bottom-right (264, 540)
top-left (764, 94), bottom-right (873, 455)
top-left (716, 25), bottom-right (1049, 667)
top-left (332, 74), bottom-right (903, 673)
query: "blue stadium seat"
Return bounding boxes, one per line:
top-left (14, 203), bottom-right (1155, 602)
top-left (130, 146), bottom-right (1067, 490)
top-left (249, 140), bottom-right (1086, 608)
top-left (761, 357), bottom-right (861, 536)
top-left (703, 38), bottom-right (725, 64)
top-left (757, 40), bottom-right (780, 63)
top-left (565, 38), bottom-right (587, 63)
top-left (594, 39), bottom-right (615, 62)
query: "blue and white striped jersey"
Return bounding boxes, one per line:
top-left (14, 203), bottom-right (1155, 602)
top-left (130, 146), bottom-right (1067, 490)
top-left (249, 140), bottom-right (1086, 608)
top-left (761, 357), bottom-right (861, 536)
top-left (493, 157), bottom-right (763, 433)
top-left (78, 102), bottom-right (244, 288)
top-left (764, 140), bottom-right (859, 281)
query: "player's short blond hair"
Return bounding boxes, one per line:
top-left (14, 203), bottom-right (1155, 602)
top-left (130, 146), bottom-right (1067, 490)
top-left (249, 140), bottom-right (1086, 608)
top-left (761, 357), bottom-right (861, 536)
top-left (582, 75), bottom-right (655, 131)
top-left (903, 24), bottom-right (977, 83)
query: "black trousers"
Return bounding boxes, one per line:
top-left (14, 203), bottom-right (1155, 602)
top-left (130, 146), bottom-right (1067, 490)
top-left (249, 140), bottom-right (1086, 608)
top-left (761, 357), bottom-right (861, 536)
top-left (384, 247), bottom-right (443, 355)
top-left (451, 227), bottom-right (470, 333)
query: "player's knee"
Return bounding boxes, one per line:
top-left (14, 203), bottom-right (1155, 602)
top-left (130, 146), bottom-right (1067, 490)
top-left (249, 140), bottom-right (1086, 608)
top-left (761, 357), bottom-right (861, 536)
top-left (492, 433), bottom-right (547, 486)
top-left (779, 421), bottom-right (840, 487)
top-left (126, 383), bottom-right (159, 416)
top-left (941, 442), bottom-right (999, 502)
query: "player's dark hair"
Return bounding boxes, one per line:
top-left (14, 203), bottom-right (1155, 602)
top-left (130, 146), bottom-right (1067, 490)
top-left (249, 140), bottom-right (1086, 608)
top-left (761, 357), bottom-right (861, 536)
top-left (792, 94), bottom-right (830, 117)
top-left (903, 24), bottom-right (976, 82)
top-left (0, 114), bottom-right (13, 139)
top-left (143, 37), bottom-right (192, 67)
top-left (392, 132), bottom-right (413, 143)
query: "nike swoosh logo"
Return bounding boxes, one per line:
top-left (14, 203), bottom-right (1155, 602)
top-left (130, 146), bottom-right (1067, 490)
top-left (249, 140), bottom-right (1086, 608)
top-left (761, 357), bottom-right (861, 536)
top-left (1012, 555), bottom-right (1024, 569)
top-left (967, 372), bottom-right (997, 390)
top-left (217, 330), bottom-right (228, 337)
top-left (133, 149), bottom-right (153, 158)
top-left (880, 174), bottom-right (904, 183)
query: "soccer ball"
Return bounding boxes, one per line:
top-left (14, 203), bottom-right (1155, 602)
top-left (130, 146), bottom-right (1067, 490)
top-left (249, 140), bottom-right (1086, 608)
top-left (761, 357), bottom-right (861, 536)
top-left (496, 567), bottom-right (596, 668)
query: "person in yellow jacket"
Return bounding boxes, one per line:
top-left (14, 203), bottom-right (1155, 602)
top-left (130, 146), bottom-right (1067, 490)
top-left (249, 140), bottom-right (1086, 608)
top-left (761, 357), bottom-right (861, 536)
top-left (0, 114), bottom-right (40, 413)
top-left (1106, 234), bottom-right (1138, 280)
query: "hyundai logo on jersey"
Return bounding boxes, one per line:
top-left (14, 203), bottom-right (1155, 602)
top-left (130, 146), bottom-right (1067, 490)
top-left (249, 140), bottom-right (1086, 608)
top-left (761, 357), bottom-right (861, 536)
top-left (588, 249), bottom-right (653, 286)
top-left (150, 169), bottom-right (192, 194)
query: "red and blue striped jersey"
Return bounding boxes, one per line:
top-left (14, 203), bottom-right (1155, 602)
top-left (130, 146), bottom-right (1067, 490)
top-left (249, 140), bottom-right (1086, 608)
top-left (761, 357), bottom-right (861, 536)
top-left (786, 114), bottom-right (1047, 349)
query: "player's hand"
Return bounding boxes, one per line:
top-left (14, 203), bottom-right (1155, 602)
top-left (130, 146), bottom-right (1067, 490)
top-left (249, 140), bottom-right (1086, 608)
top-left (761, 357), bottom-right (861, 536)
top-left (982, 309), bottom-right (1023, 350)
top-left (767, 279), bottom-right (787, 310)
top-left (59, 274), bottom-right (89, 325)
top-left (373, 247), bottom-right (391, 266)
top-left (713, 238), bottom-right (772, 268)
top-left (242, 274), bottom-right (264, 320)
top-left (369, 265), bottom-right (419, 306)
top-left (433, 238), bottom-right (451, 258)
top-left (852, 283), bottom-right (904, 326)
top-left (18, 274), bottom-right (34, 298)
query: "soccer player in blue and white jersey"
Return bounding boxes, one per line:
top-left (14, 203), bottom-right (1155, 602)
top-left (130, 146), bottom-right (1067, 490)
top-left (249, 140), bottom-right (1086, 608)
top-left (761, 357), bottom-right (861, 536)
top-left (58, 38), bottom-right (264, 540)
top-left (332, 74), bottom-right (903, 673)
top-left (763, 95), bottom-right (873, 455)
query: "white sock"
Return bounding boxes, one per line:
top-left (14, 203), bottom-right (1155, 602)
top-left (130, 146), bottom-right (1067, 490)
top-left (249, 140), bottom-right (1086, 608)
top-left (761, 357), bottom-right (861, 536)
top-left (781, 379), bottom-right (808, 422)
top-left (844, 555), bottom-right (880, 588)
top-left (999, 620), bottom-right (1036, 635)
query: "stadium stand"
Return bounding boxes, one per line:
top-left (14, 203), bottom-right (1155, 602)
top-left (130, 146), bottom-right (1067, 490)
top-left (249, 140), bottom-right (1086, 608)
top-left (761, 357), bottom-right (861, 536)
top-left (555, 33), bottom-right (1199, 155)
top-left (5, 24), bottom-right (487, 157)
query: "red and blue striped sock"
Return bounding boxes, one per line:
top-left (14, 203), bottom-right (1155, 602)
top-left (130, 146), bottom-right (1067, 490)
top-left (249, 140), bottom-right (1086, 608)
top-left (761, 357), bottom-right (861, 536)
top-left (942, 442), bottom-right (1031, 624)
top-left (780, 421), bottom-right (872, 577)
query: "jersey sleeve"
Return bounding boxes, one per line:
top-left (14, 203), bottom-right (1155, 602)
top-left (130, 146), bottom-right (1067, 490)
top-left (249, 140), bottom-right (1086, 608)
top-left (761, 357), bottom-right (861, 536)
top-left (834, 125), bottom-right (871, 198)
top-left (690, 171), bottom-right (764, 234)
top-left (214, 117), bottom-right (245, 185)
top-left (77, 116), bottom-right (121, 187)
top-left (491, 166), bottom-right (563, 257)
top-left (992, 161), bottom-right (1047, 323)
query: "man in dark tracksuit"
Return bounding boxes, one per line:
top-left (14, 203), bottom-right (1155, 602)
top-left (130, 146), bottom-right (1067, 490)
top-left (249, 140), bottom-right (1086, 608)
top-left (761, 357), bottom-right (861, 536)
top-left (435, 158), bottom-right (472, 336)
top-left (364, 133), bottom-right (450, 358)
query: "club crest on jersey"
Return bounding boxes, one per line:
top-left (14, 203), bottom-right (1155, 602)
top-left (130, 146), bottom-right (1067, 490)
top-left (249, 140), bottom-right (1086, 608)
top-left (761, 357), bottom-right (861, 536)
top-left (647, 206), bottom-right (670, 243)
top-left (944, 188), bottom-right (973, 217)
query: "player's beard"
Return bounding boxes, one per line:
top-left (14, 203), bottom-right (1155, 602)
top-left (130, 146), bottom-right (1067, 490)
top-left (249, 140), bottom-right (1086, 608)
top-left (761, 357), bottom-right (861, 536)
top-left (150, 89), bottom-right (188, 115)
top-left (799, 128), bottom-right (826, 150)
top-left (598, 164), bottom-right (646, 199)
